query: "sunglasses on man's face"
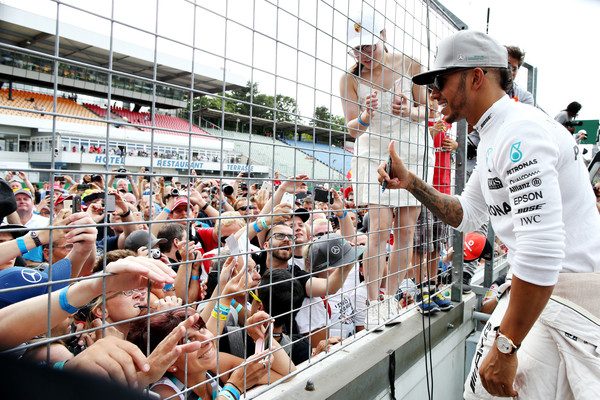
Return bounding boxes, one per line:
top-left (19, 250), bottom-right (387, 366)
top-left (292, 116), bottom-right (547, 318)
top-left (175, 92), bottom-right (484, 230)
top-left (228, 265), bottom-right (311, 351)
top-left (238, 205), bottom-right (255, 211)
top-left (428, 68), bottom-right (487, 92)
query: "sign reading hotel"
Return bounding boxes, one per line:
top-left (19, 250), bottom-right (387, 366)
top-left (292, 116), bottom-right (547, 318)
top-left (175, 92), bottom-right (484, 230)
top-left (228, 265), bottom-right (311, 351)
top-left (92, 155), bottom-right (259, 172)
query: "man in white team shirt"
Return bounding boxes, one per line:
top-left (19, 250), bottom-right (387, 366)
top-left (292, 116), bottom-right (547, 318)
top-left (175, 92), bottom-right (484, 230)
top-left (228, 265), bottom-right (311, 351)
top-left (378, 30), bottom-right (600, 399)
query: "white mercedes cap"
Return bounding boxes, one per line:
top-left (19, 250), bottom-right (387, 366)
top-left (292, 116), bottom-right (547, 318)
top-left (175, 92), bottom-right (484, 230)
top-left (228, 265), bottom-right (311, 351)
top-left (347, 5), bottom-right (385, 49)
top-left (413, 30), bottom-right (508, 85)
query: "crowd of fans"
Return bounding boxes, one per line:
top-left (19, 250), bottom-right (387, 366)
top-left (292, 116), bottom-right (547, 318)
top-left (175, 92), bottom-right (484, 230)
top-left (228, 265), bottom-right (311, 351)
top-left (0, 165), bottom-right (485, 398)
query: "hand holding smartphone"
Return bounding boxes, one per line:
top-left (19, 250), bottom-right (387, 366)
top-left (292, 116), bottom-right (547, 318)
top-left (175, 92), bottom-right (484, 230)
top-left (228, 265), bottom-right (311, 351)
top-left (255, 321), bottom-right (273, 354)
top-left (381, 156), bottom-right (392, 192)
top-left (105, 193), bottom-right (116, 213)
top-left (314, 187), bottom-right (334, 204)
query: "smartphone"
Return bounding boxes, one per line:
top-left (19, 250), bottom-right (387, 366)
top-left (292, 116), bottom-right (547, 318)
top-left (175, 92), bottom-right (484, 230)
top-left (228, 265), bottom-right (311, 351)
top-left (255, 321), bottom-right (273, 354)
top-left (72, 195), bottom-right (82, 213)
top-left (78, 183), bottom-right (91, 190)
top-left (314, 187), bottom-right (333, 204)
top-left (281, 192), bottom-right (294, 206)
top-left (63, 198), bottom-right (73, 210)
top-left (262, 181), bottom-right (272, 192)
top-left (105, 194), bottom-right (116, 213)
top-left (381, 156), bottom-right (392, 192)
top-left (264, 321), bottom-right (273, 351)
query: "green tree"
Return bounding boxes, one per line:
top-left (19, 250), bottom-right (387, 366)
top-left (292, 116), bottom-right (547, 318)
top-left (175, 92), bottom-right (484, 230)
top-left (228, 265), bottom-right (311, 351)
top-left (311, 105), bottom-right (346, 133)
top-left (183, 81), bottom-right (300, 131)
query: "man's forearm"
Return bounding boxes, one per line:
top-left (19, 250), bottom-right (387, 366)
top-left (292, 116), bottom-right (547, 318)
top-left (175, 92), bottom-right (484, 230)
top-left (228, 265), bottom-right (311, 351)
top-left (499, 275), bottom-right (553, 346)
top-left (408, 173), bottom-right (463, 228)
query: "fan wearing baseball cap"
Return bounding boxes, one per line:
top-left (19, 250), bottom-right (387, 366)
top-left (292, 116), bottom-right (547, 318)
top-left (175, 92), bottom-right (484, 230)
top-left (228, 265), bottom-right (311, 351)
top-left (339, 4), bottom-right (434, 327)
top-left (378, 30), bottom-right (600, 399)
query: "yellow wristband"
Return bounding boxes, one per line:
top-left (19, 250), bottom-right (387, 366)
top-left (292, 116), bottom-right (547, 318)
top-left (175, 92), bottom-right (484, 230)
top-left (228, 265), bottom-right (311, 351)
top-left (211, 310), bottom-right (228, 321)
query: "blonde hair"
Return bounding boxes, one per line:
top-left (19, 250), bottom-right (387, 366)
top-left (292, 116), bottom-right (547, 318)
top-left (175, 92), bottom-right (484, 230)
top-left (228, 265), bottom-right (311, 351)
top-left (215, 211), bottom-right (245, 230)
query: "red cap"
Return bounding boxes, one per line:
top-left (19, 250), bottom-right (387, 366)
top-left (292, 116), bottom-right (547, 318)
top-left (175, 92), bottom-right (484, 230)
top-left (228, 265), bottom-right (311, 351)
top-left (463, 231), bottom-right (493, 262)
top-left (171, 196), bottom-right (189, 211)
top-left (54, 194), bottom-right (73, 207)
top-left (343, 186), bottom-right (353, 199)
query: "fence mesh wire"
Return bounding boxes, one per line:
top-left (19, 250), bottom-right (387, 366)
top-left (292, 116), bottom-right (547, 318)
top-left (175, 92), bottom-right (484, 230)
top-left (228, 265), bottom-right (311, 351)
top-left (0, 0), bottom-right (474, 398)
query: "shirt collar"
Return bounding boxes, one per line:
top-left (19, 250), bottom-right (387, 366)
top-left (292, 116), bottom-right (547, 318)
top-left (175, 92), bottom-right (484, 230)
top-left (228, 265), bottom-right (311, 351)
top-left (473, 94), bottom-right (511, 134)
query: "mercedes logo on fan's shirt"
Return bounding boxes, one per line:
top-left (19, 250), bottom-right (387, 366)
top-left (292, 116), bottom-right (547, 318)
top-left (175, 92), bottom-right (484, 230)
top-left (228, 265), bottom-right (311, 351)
top-left (21, 268), bottom-right (43, 284)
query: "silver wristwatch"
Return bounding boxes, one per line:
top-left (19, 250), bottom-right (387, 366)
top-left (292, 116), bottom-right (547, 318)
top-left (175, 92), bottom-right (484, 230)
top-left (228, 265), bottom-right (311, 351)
top-left (495, 330), bottom-right (519, 355)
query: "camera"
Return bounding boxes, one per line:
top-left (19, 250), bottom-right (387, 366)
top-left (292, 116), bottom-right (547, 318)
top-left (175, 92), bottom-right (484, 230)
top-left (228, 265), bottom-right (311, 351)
top-left (170, 188), bottom-right (179, 197)
top-left (222, 184), bottom-right (234, 196)
top-left (115, 167), bottom-right (127, 179)
top-left (314, 187), bottom-right (334, 204)
top-left (151, 248), bottom-right (161, 260)
top-left (565, 121), bottom-right (583, 128)
top-left (91, 174), bottom-right (102, 183)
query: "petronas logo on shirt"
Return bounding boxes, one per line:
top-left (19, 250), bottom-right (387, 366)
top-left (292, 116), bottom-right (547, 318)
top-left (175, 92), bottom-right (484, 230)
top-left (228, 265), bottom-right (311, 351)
top-left (510, 141), bottom-right (523, 163)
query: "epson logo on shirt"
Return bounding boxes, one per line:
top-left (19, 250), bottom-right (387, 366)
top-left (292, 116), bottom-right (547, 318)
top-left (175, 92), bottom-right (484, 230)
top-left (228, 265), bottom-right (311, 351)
top-left (513, 191), bottom-right (543, 206)
top-left (506, 159), bottom-right (538, 176)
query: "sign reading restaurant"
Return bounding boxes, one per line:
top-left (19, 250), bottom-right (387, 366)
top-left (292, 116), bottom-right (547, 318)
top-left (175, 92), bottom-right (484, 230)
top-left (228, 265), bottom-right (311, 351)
top-left (91, 155), bottom-right (263, 173)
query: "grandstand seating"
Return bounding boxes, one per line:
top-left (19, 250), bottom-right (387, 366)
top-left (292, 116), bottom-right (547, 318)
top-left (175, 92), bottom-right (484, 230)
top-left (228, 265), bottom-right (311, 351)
top-left (0, 89), bottom-right (102, 125)
top-left (109, 107), bottom-right (209, 137)
top-left (282, 139), bottom-right (352, 175)
top-left (209, 128), bottom-right (343, 180)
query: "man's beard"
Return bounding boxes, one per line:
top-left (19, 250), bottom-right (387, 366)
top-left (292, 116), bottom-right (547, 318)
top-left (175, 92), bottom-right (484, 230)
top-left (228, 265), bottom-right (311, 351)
top-left (272, 248), bottom-right (292, 262)
top-left (443, 73), bottom-right (468, 124)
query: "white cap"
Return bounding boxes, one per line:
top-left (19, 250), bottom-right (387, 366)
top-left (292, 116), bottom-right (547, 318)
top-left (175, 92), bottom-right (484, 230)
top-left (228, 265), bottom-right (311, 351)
top-left (413, 30), bottom-right (508, 85)
top-left (347, 5), bottom-right (385, 48)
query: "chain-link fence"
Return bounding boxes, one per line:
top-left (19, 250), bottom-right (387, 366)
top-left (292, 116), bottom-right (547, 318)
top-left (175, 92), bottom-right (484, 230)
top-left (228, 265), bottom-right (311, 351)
top-left (0, 1), bottom-right (485, 398)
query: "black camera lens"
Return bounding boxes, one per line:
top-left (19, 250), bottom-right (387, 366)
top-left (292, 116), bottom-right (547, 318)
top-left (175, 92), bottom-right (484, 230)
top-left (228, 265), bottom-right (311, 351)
top-left (171, 188), bottom-right (179, 196)
top-left (222, 184), bottom-right (234, 196)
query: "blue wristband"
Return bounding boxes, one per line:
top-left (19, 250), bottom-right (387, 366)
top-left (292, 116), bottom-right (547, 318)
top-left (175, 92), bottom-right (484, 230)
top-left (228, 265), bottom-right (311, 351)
top-left (16, 237), bottom-right (28, 255)
top-left (338, 210), bottom-right (348, 219)
top-left (223, 383), bottom-right (241, 400)
top-left (357, 114), bottom-right (370, 127)
top-left (215, 303), bottom-right (230, 313)
top-left (191, 275), bottom-right (200, 281)
top-left (218, 389), bottom-right (237, 400)
top-left (253, 221), bottom-right (262, 233)
top-left (53, 360), bottom-right (67, 370)
top-left (58, 286), bottom-right (79, 314)
top-left (163, 207), bottom-right (171, 214)
top-left (162, 283), bottom-right (174, 291)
